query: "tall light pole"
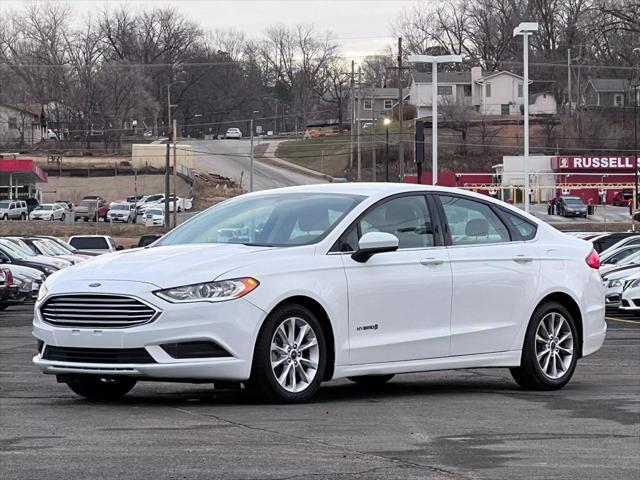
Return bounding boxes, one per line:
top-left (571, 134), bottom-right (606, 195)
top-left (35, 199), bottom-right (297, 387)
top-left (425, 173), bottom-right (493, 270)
top-left (514, 22), bottom-right (539, 213)
top-left (249, 110), bottom-right (259, 192)
top-left (383, 117), bottom-right (391, 182)
top-left (165, 80), bottom-right (185, 230)
top-left (408, 54), bottom-right (462, 186)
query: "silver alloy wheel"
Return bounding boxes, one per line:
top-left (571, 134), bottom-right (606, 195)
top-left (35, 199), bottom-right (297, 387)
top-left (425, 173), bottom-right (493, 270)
top-left (535, 312), bottom-right (574, 380)
top-left (270, 316), bottom-right (319, 393)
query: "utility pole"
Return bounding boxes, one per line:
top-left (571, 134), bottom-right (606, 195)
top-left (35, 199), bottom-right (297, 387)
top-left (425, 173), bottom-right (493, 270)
top-left (250, 110), bottom-right (258, 192)
top-left (397, 37), bottom-right (404, 182)
top-left (371, 86), bottom-right (377, 182)
top-left (350, 60), bottom-right (355, 169)
top-left (164, 137), bottom-right (170, 230)
top-left (357, 67), bottom-right (362, 181)
top-left (567, 48), bottom-right (571, 114)
top-left (172, 119), bottom-right (177, 229)
top-left (634, 82), bottom-right (638, 213)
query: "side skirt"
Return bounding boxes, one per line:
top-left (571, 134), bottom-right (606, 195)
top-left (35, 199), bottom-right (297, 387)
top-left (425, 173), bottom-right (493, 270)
top-left (332, 350), bottom-right (522, 380)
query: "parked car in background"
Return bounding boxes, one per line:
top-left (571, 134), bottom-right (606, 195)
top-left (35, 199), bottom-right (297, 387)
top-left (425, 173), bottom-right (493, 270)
top-left (137, 234), bottom-right (162, 248)
top-left (591, 232), bottom-right (640, 253)
top-left (25, 198), bottom-right (39, 213)
top-left (32, 235), bottom-right (101, 257)
top-left (136, 194), bottom-right (164, 214)
top-left (68, 235), bottom-right (121, 254)
top-left (612, 190), bottom-right (634, 207)
top-left (225, 127), bottom-right (242, 139)
top-left (602, 235), bottom-right (640, 254)
top-left (33, 184), bottom-right (606, 403)
top-left (55, 200), bottom-right (74, 210)
top-left (619, 272), bottom-right (640, 313)
top-left (4, 264), bottom-right (45, 305)
top-left (20, 237), bottom-right (86, 265)
top-left (0, 266), bottom-right (17, 310)
top-left (107, 203), bottom-right (136, 223)
top-left (0, 240), bottom-right (65, 276)
top-left (0, 199), bottom-right (28, 220)
top-left (144, 207), bottom-right (165, 226)
top-left (602, 264), bottom-right (639, 309)
top-left (556, 196), bottom-right (588, 218)
top-left (29, 203), bottom-right (67, 221)
top-left (599, 244), bottom-right (640, 266)
top-left (46, 129), bottom-right (58, 140)
top-left (74, 199), bottom-right (109, 222)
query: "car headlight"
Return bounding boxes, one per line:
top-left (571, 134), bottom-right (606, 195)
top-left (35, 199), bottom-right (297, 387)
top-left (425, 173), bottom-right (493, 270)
top-left (36, 283), bottom-right (48, 302)
top-left (608, 279), bottom-right (622, 288)
top-left (52, 261), bottom-right (68, 269)
top-left (154, 277), bottom-right (259, 303)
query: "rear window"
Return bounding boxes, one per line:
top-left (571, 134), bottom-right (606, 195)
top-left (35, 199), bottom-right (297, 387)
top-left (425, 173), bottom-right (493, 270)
top-left (501, 210), bottom-right (538, 241)
top-left (69, 237), bottom-right (109, 250)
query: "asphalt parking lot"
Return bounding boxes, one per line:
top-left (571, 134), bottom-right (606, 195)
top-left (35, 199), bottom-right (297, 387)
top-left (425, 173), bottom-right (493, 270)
top-left (1, 304), bottom-right (638, 480)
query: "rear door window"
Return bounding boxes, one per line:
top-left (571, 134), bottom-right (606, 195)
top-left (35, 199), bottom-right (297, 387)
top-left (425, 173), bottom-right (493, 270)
top-left (438, 195), bottom-right (510, 246)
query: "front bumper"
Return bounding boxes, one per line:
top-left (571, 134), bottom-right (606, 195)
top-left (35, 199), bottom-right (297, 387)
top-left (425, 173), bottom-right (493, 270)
top-left (32, 280), bottom-right (267, 381)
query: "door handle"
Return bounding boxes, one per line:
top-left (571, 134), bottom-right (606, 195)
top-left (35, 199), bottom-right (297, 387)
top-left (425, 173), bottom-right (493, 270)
top-left (512, 255), bottom-right (533, 263)
top-left (420, 258), bottom-right (444, 266)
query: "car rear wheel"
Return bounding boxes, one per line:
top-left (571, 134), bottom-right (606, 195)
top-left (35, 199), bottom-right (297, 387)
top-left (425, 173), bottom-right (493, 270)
top-left (65, 375), bottom-right (137, 401)
top-left (60, 213), bottom-right (65, 222)
top-left (248, 304), bottom-right (326, 403)
top-left (20, 213), bottom-right (26, 220)
top-left (510, 301), bottom-right (578, 391)
top-left (348, 374), bottom-right (395, 385)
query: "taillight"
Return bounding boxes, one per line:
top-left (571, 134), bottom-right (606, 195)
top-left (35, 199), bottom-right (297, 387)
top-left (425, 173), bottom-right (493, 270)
top-left (586, 249), bottom-right (600, 269)
top-left (6, 269), bottom-right (15, 287)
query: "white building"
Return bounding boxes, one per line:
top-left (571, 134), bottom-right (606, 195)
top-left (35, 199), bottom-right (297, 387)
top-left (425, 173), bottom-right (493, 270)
top-left (408, 67), bottom-right (557, 117)
top-left (0, 104), bottom-right (43, 146)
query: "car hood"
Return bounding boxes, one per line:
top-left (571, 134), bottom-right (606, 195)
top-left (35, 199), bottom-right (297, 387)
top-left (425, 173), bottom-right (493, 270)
top-left (48, 243), bottom-right (274, 289)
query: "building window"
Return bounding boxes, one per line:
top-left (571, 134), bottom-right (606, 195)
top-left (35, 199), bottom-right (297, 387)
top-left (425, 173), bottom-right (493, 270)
top-left (518, 83), bottom-right (523, 98)
top-left (383, 99), bottom-right (393, 110)
top-left (363, 99), bottom-right (373, 110)
top-left (485, 83), bottom-right (492, 98)
top-left (438, 85), bottom-right (453, 96)
top-left (8, 117), bottom-right (18, 129)
top-left (463, 85), bottom-right (472, 97)
top-left (613, 94), bottom-right (624, 107)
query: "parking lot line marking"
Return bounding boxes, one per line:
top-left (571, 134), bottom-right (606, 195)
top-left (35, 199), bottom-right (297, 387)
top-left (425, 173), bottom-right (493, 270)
top-left (606, 317), bottom-right (640, 325)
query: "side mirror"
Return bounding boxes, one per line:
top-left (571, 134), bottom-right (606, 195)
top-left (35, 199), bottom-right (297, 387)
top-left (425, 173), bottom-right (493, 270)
top-left (351, 232), bottom-right (399, 263)
top-left (116, 245), bottom-right (124, 251)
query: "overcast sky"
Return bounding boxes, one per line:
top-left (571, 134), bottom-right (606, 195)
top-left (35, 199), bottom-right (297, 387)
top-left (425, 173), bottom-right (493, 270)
top-left (2, 0), bottom-right (421, 58)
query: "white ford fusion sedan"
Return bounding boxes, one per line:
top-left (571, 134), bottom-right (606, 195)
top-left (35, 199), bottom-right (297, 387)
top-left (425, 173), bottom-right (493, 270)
top-left (33, 184), bottom-right (606, 403)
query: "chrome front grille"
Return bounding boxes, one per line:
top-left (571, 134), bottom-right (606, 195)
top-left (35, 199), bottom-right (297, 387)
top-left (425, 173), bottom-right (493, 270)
top-left (40, 294), bottom-right (159, 328)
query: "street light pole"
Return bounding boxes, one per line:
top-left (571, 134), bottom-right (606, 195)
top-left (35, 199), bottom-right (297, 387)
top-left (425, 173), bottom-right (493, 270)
top-left (513, 22), bottom-right (539, 213)
top-left (384, 117), bottom-right (391, 182)
top-left (408, 54), bottom-right (463, 186)
top-left (249, 110), bottom-right (259, 192)
top-left (165, 80), bottom-right (185, 230)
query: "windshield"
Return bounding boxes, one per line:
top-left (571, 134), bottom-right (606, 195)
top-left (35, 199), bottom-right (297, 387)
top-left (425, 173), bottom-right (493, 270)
top-left (34, 241), bottom-right (57, 256)
top-left (36, 205), bottom-right (54, 211)
top-left (147, 209), bottom-right (163, 215)
top-left (158, 192), bottom-right (364, 247)
top-left (41, 240), bottom-right (67, 255)
top-left (112, 204), bottom-right (129, 210)
top-left (80, 200), bottom-right (96, 207)
top-left (0, 201), bottom-right (11, 209)
top-left (564, 198), bottom-right (584, 205)
top-left (0, 240), bottom-right (29, 259)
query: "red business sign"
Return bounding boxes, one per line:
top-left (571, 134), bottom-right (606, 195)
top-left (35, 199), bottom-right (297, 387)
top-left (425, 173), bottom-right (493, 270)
top-left (553, 156), bottom-right (638, 170)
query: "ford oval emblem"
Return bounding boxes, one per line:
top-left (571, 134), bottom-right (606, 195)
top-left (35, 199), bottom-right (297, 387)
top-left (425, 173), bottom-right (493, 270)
top-left (88, 283), bottom-right (101, 288)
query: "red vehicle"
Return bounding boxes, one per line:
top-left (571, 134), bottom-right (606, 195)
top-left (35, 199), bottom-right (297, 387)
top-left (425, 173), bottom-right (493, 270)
top-left (74, 198), bottom-right (109, 222)
top-left (612, 189), bottom-right (634, 206)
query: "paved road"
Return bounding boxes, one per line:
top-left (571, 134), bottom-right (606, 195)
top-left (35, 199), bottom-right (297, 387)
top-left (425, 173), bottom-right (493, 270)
top-left (1, 304), bottom-right (638, 479)
top-left (529, 203), bottom-right (633, 225)
top-left (189, 139), bottom-right (324, 191)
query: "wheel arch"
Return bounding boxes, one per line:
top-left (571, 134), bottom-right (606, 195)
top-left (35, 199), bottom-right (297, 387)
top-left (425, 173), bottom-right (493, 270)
top-left (258, 295), bottom-right (336, 381)
top-left (533, 292), bottom-right (584, 357)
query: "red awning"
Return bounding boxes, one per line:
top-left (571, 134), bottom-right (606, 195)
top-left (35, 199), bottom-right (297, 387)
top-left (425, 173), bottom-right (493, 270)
top-left (0, 159), bottom-right (48, 184)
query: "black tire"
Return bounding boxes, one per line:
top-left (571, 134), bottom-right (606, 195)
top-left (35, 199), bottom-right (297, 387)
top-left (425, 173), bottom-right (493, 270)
top-left (248, 304), bottom-right (327, 403)
top-left (83, 217), bottom-right (88, 222)
top-left (510, 301), bottom-right (578, 391)
top-left (60, 213), bottom-right (65, 222)
top-left (348, 374), bottom-right (395, 385)
top-left (65, 376), bottom-right (136, 401)
top-left (1, 214), bottom-right (7, 220)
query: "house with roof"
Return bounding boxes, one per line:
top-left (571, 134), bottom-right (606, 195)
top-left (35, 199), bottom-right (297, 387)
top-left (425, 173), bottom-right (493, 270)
top-left (0, 104), bottom-right (44, 146)
top-left (350, 87), bottom-right (400, 126)
top-left (583, 78), bottom-right (630, 107)
top-left (407, 66), bottom-right (556, 117)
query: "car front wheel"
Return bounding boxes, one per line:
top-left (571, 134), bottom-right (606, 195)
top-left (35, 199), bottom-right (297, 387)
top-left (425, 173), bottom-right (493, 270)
top-left (510, 301), bottom-right (578, 390)
top-left (249, 304), bottom-right (326, 403)
top-left (65, 375), bottom-right (137, 401)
